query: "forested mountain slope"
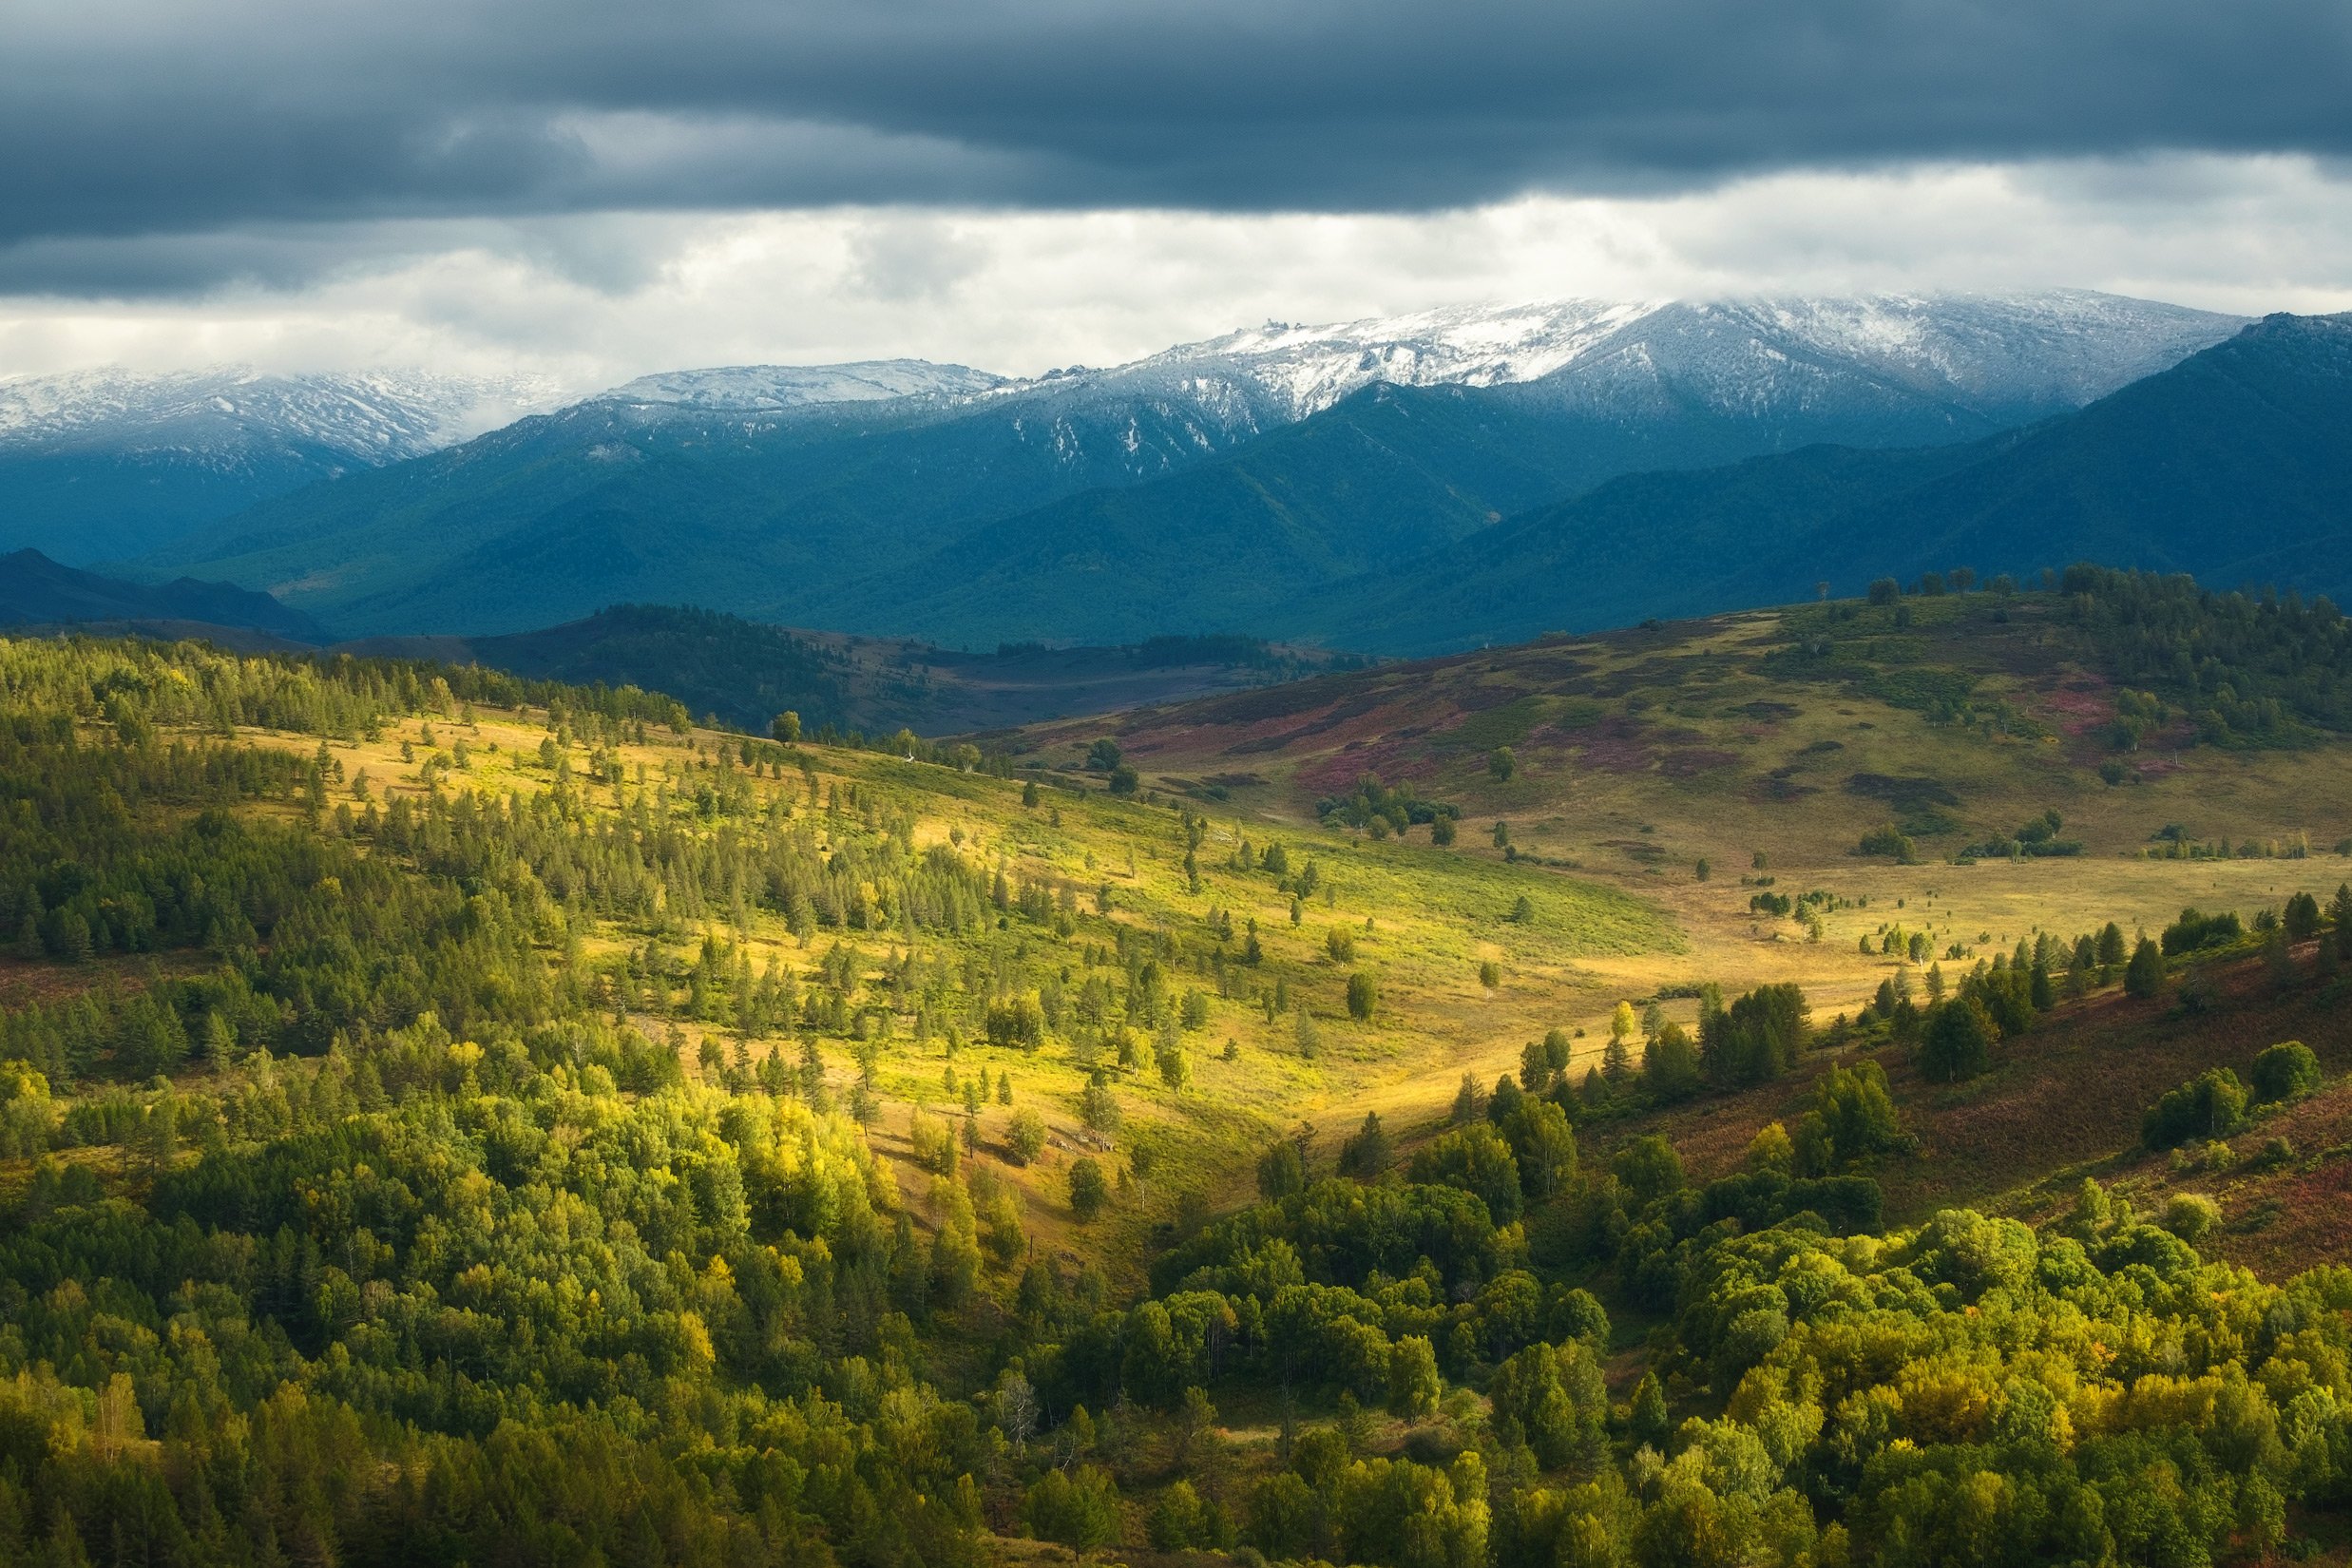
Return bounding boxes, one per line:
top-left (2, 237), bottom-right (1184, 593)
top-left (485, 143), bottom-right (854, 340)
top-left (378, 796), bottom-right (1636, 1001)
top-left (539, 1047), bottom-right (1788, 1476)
top-left (1316, 312), bottom-right (2352, 652)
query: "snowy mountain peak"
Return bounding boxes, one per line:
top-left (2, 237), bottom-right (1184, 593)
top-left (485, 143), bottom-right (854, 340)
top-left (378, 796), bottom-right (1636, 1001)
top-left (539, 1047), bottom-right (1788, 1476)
top-left (971, 288), bottom-right (2244, 426)
top-left (599, 360), bottom-right (1005, 411)
top-left (0, 365), bottom-right (564, 461)
top-left (1098, 298), bottom-right (1673, 421)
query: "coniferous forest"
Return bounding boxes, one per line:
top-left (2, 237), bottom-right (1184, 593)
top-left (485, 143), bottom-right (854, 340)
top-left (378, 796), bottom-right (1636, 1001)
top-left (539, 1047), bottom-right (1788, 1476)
top-left (2, 614), bottom-right (2352, 1568)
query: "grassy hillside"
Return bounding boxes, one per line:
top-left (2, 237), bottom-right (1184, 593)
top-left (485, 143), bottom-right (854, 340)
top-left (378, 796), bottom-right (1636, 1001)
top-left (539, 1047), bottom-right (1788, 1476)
top-left (1011, 572), bottom-right (2352, 1054)
top-left (10, 586), bottom-right (2352, 1565)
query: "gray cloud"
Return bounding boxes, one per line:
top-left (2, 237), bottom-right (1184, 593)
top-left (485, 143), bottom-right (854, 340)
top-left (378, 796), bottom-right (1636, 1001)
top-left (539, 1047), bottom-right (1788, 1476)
top-left (6, 0), bottom-right (2349, 295)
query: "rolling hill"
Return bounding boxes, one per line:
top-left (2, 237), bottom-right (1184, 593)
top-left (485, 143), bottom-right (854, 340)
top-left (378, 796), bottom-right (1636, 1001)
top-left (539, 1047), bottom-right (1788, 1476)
top-left (10, 576), bottom-right (2352, 1566)
top-left (340, 605), bottom-right (1361, 735)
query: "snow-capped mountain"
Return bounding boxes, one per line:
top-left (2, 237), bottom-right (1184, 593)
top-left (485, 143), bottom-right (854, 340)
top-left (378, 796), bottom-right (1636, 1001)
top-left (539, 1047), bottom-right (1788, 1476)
top-left (602, 289), bottom-right (2228, 490)
top-left (0, 366), bottom-right (567, 564)
top-left (992, 288), bottom-right (2242, 430)
top-left (122, 288), bottom-right (2255, 641)
top-left (1038, 298), bottom-right (1666, 423)
top-left (1504, 292), bottom-right (2247, 429)
top-left (0, 366), bottom-right (561, 465)
top-left (599, 360), bottom-right (1004, 411)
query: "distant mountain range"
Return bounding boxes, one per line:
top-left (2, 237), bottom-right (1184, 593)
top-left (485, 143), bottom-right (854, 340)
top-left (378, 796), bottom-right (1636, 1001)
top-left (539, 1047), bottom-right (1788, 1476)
top-left (0, 553), bottom-right (1340, 735)
top-left (1309, 310), bottom-right (2352, 651)
top-left (0, 547), bottom-right (325, 641)
top-left (113, 290), bottom-right (2241, 640)
top-left (0, 366), bottom-right (563, 564)
top-left (9, 309), bottom-right (2345, 728)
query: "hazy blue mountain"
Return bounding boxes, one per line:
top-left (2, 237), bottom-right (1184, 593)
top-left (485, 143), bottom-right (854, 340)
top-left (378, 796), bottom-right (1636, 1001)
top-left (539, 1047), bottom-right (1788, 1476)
top-left (0, 548), bottom-right (325, 640)
top-left (0, 367), bottom-right (561, 564)
top-left (1308, 312), bottom-right (2352, 653)
top-left (1756, 310), bottom-right (2352, 602)
top-left (134, 291), bottom-right (2239, 640)
top-left (827, 293), bottom-right (2245, 646)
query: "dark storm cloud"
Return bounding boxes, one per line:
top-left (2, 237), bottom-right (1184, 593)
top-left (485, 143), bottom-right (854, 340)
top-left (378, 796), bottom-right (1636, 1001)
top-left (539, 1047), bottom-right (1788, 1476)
top-left (6, 0), bottom-right (2348, 291)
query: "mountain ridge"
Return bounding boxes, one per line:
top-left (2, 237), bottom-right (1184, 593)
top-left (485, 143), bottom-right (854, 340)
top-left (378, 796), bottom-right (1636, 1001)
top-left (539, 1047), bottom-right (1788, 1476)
top-left (0, 366), bottom-right (564, 564)
top-left (128, 290), bottom-right (2246, 640)
top-left (1308, 311), bottom-right (2352, 652)
top-left (0, 546), bottom-right (326, 641)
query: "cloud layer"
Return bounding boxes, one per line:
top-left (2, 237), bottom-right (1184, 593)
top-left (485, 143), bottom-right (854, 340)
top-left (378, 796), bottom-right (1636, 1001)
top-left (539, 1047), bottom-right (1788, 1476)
top-left (4, 160), bottom-right (2347, 389)
top-left (4, 3), bottom-right (2349, 379)
top-left (10, 1), bottom-right (2352, 251)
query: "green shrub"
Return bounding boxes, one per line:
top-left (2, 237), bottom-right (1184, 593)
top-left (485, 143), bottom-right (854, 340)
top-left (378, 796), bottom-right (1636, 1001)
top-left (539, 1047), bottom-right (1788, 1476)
top-left (2250, 1041), bottom-right (2322, 1103)
top-left (2144, 1068), bottom-right (2250, 1149)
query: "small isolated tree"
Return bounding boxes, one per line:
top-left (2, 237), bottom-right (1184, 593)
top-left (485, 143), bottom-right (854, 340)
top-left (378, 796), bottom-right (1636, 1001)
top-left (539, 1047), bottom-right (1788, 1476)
top-left (1451, 1071), bottom-right (1485, 1124)
top-left (2125, 937), bottom-right (2165, 999)
top-left (1257, 1138), bottom-right (1306, 1199)
top-left (1006, 1107), bottom-right (1047, 1164)
top-left (2285, 890), bottom-right (2323, 943)
top-left (770, 711), bottom-right (801, 744)
top-left (1068, 1157), bottom-right (1109, 1221)
top-left (2250, 1040), bottom-right (2322, 1104)
top-left (1080, 1075), bottom-right (1122, 1141)
top-left (1337, 1111), bottom-right (1392, 1178)
top-left (1346, 971), bottom-right (1378, 1022)
top-left (1920, 997), bottom-right (1995, 1083)
top-left (1489, 747), bottom-right (1517, 781)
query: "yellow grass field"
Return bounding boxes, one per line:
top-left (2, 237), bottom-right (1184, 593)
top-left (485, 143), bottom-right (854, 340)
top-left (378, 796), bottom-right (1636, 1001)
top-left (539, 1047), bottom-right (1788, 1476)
top-left (200, 591), bottom-right (2352, 1288)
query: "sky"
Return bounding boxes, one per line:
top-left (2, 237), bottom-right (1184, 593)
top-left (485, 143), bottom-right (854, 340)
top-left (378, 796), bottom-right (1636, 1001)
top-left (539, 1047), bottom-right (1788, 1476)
top-left (6, 0), bottom-right (2351, 390)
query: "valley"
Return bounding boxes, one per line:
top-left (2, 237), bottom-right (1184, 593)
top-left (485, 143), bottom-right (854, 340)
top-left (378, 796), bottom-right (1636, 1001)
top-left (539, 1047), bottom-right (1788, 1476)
top-left (5, 564), bottom-right (2352, 1563)
top-left (14, 3), bottom-right (2351, 1561)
